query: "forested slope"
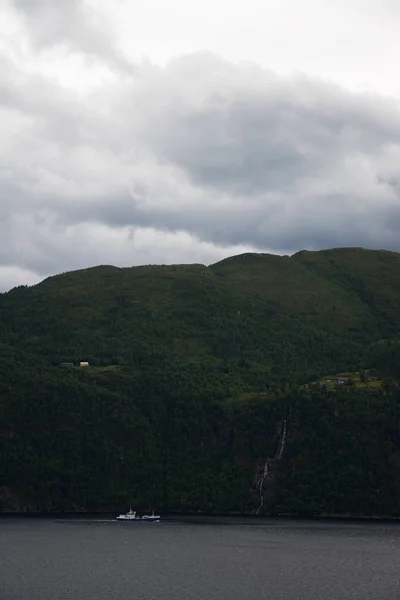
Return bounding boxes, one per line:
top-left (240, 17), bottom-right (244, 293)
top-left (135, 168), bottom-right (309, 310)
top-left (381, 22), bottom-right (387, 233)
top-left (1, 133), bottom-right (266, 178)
top-left (1, 247), bottom-right (400, 514)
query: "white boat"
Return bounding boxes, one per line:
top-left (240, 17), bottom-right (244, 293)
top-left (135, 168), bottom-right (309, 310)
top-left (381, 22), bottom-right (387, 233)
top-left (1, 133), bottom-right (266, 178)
top-left (116, 508), bottom-right (160, 522)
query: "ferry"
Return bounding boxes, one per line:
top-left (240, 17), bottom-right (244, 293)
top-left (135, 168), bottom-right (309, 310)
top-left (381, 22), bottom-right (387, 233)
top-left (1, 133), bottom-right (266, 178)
top-left (116, 508), bottom-right (160, 522)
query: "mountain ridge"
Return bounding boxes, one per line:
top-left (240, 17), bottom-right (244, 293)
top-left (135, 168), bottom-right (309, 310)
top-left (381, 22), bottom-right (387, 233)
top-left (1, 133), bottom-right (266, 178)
top-left (1, 246), bottom-right (400, 515)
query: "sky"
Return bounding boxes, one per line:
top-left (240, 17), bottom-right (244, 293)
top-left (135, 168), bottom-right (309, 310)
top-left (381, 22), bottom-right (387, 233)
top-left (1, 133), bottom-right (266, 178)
top-left (2, 0), bottom-right (400, 291)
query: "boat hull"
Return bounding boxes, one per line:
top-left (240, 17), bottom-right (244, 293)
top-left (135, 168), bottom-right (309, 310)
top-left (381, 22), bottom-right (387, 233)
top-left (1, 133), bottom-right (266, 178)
top-left (116, 516), bottom-right (160, 522)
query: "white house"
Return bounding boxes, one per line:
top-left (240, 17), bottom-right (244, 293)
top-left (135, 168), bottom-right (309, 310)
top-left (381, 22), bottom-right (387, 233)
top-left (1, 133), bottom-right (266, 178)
top-left (80, 361), bottom-right (89, 367)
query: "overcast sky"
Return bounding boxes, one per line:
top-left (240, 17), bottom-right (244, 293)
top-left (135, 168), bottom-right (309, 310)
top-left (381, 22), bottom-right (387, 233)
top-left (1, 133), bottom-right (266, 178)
top-left (2, 0), bottom-right (400, 291)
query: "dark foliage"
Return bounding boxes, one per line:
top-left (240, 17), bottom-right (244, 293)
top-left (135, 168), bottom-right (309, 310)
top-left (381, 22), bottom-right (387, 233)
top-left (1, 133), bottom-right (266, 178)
top-left (1, 248), bottom-right (400, 514)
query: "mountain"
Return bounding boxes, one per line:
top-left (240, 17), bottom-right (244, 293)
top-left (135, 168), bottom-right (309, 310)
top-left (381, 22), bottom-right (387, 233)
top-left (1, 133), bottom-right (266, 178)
top-left (1, 247), bottom-right (400, 515)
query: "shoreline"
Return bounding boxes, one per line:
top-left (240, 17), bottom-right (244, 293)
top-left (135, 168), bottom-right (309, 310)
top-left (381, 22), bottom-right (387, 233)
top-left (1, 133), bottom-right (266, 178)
top-left (2, 510), bottom-right (400, 522)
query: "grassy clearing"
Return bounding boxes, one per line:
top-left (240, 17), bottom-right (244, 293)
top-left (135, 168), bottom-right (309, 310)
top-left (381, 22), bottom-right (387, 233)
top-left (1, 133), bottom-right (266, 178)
top-left (304, 370), bottom-right (383, 392)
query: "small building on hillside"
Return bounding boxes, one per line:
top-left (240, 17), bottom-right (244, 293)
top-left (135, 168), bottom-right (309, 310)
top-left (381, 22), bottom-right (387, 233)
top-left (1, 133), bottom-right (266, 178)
top-left (80, 361), bottom-right (89, 367)
top-left (60, 362), bottom-right (74, 368)
top-left (326, 376), bottom-right (349, 384)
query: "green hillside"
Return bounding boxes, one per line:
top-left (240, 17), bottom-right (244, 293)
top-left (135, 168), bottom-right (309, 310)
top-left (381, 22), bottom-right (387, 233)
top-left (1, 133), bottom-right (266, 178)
top-left (1, 247), bottom-right (400, 515)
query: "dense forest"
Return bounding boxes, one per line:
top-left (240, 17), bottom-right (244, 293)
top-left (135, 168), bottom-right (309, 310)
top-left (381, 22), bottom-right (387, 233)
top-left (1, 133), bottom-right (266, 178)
top-left (1, 247), bottom-right (400, 515)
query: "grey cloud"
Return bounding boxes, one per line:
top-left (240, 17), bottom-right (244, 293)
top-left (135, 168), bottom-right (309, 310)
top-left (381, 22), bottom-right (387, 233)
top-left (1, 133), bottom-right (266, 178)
top-left (137, 58), bottom-right (400, 196)
top-left (12, 0), bottom-right (131, 73)
top-left (2, 46), bottom-right (400, 290)
top-left (13, 0), bottom-right (83, 46)
top-left (90, 191), bottom-right (400, 253)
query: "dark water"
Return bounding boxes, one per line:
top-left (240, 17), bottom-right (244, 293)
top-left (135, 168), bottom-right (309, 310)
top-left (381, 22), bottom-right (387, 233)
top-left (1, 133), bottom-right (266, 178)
top-left (2, 516), bottom-right (400, 599)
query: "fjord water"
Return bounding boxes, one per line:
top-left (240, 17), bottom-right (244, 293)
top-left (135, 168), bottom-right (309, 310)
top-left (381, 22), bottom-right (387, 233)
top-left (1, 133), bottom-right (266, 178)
top-left (2, 517), bottom-right (400, 599)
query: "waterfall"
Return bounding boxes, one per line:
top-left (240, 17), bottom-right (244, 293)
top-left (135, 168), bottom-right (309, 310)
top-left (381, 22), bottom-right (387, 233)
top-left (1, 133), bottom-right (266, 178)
top-left (255, 460), bottom-right (270, 514)
top-left (275, 419), bottom-right (287, 460)
top-left (254, 419), bottom-right (287, 514)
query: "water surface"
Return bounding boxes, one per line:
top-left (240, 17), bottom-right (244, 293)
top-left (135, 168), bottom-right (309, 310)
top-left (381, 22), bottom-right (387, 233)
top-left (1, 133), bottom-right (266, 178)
top-left (1, 516), bottom-right (400, 599)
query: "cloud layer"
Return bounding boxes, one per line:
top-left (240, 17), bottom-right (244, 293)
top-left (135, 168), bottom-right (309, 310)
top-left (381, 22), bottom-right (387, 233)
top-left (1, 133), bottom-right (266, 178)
top-left (1, 0), bottom-right (400, 290)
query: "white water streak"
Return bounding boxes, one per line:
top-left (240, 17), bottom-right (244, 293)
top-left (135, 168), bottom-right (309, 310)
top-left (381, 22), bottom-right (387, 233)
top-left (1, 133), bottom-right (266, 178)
top-left (255, 419), bottom-right (287, 514)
